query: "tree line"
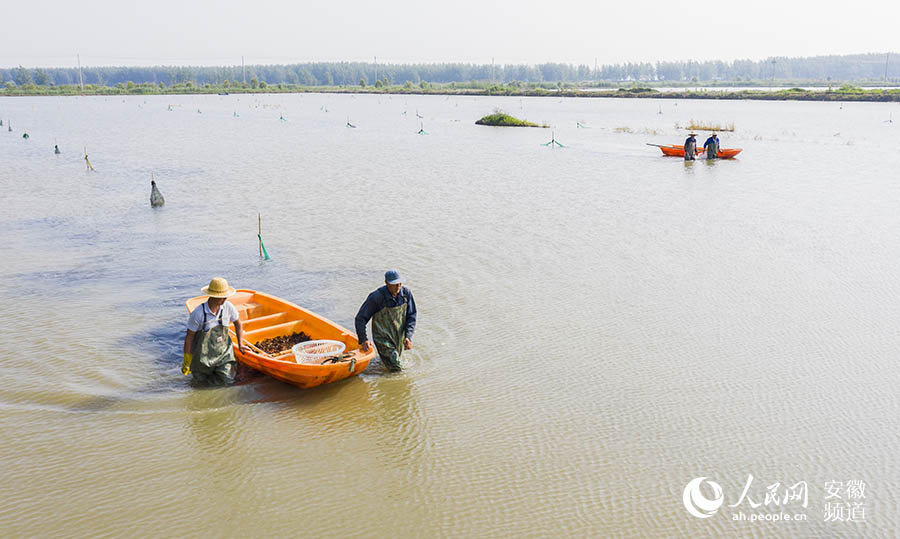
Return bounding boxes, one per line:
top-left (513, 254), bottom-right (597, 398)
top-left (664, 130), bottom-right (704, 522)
top-left (3, 52), bottom-right (898, 88)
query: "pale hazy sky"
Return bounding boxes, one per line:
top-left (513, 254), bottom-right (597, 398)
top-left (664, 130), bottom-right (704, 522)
top-left (2, 0), bottom-right (898, 68)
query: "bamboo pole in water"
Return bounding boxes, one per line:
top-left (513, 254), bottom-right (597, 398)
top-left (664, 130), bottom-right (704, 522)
top-left (258, 213), bottom-right (262, 257)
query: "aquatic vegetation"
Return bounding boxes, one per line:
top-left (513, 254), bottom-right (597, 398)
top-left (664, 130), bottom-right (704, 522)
top-left (3, 80), bottom-right (900, 103)
top-left (836, 84), bottom-right (864, 93)
top-left (681, 119), bottom-right (736, 132)
top-left (475, 111), bottom-right (545, 127)
top-left (614, 126), bottom-right (662, 135)
top-left (616, 87), bottom-right (657, 94)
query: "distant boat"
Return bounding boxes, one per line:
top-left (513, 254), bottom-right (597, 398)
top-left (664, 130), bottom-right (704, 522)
top-left (656, 144), bottom-right (742, 159)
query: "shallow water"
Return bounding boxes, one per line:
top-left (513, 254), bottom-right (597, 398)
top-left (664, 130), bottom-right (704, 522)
top-left (1, 93), bottom-right (899, 537)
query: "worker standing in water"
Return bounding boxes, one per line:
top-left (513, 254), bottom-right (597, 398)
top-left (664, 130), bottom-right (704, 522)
top-left (183, 277), bottom-right (245, 385)
top-left (704, 132), bottom-right (719, 159)
top-left (355, 270), bottom-right (417, 372)
top-left (684, 133), bottom-right (698, 161)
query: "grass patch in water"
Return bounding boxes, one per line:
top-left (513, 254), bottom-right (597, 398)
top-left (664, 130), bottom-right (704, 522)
top-left (614, 126), bottom-right (663, 135)
top-left (675, 119), bottom-right (736, 132)
top-left (475, 110), bottom-right (546, 127)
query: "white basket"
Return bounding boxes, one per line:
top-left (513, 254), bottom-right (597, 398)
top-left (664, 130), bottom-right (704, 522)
top-left (291, 340), bottom-right (346, 364)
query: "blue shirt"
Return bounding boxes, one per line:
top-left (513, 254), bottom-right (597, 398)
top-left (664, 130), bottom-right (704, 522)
top-left (355, 285), bottom-right (417, 343)
top-left (704, 136), bottom-right (719, 148)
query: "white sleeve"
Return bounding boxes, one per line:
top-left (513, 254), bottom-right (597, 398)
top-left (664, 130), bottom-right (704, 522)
top-left (187, 306), bottom-right (203, 332)
top-left (225, 302), bottom-right (240, 324)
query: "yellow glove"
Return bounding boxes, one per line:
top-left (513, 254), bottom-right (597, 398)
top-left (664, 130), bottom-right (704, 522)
top-left (182, 353), bottom-right (193, 376)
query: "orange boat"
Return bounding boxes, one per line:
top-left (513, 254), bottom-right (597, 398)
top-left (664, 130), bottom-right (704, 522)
top-left (185, 289), bottom-right (374, 389)
top-left (658, 145), bottom-right (742, 159)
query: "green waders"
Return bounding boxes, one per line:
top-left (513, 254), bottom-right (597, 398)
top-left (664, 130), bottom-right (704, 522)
top-left (192, 306), bottom-right (236, 385)
top-left (372, 302), bottom-right (407, 372)
top-left (706, 141), bottom-right (718, 159)
top-left (684, 140), bottom-right (696, 161)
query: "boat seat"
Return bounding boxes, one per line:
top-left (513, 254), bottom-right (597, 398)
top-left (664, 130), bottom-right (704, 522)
top-left (243, 319), bottom-right (305, 340)
top-left (235, 302), bottom-right (263, 321)
top-left (242, 312), bottom-right (294, 331)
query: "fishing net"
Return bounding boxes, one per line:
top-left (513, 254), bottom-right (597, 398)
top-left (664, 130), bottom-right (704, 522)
top-left (292, 340), bottom-right (346, 364)
top-left (258, 234), bottom-right (271, 260)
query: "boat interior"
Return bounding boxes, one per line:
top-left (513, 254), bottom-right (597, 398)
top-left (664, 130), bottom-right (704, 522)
top-left (226, 290), bottom-right (356, 359)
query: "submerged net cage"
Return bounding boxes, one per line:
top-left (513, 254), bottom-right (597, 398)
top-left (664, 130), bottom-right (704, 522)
top-left (292, 340), bottom-right (346, 364)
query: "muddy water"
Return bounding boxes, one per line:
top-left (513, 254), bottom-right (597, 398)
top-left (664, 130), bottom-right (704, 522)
top-left (1, 93), bottom-right (899, 537)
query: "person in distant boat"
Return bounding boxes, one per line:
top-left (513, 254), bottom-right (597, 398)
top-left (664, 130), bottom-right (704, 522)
top-left (684, 133), bottom-right (698, 161)
top-left (704, 132), bottom-right (719, 159)
top-left (183, 277), bottom-right (245, 385)
top-left (355, 270), bottom-right (417, 372)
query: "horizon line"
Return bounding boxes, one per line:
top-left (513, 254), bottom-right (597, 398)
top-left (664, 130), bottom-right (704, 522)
top-left (1, 50), bottom-right (896, 70)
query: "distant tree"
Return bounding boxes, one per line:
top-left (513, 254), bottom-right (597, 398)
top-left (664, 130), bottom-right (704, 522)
top-left (223, 79), bottom-right (230, 88)
top-left (33, 69), bottom-right (50, 85)
top-left (14, 65), bottom-right (33, 86)
top-left (404, 80), bottom-right (413, 88)
top-left (419, 80), bottom-right (428, 89)
top-left (159, 81), bottom-right (165, 88)
top-left (250, 77), bottom-right (259, 88)
top-left (297, 68), bottom-right (317, 85)
top-left (126, 81), bottom-right (135, 90)
top-left (360, 77), bottom-right (367, 87)
top-left (259, 81), bottom-right (267, 89)
top-left (374, 79), bottom-right (383, 88)
top-left (7, 54), bottom-right (900, 91)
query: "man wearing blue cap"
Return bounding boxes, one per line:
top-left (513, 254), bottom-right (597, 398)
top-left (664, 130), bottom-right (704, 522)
top-left (355, 270), bottom-right (417, 372)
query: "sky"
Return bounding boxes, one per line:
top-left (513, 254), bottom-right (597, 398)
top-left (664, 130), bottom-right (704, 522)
top-left (2, 0), bottom-right (899, 68)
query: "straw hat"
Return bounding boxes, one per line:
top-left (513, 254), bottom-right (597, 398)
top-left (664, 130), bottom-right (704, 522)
top-left (202, 277), bottom-right (236, 298)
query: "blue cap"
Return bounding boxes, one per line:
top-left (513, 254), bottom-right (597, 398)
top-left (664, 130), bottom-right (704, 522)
top-left (385, 270), bottom-right (403, 284)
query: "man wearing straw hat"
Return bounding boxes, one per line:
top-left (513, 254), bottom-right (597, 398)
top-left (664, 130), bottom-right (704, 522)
top-left (182, 277), bottom-right (245, 385)
top-left (355, 270), bottom-right (417, 372)
top-left (684, 133), bottom-right (698, 161)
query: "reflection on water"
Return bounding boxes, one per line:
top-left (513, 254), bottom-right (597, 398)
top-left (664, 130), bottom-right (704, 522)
top-left (1, 93), bottom-right (900, 536)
